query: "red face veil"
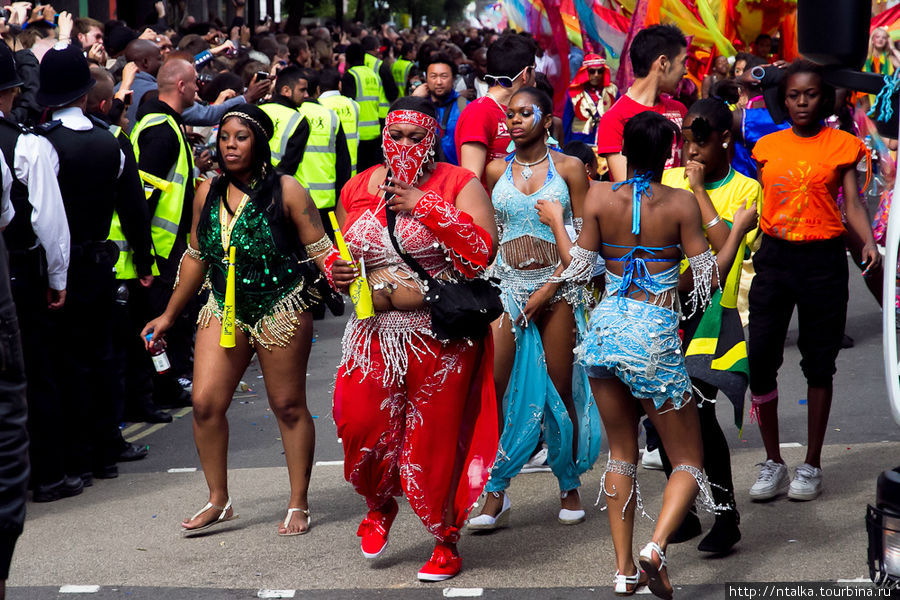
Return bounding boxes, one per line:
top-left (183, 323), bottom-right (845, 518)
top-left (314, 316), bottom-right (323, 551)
top-left (382, 109), bottom-right (439, 186)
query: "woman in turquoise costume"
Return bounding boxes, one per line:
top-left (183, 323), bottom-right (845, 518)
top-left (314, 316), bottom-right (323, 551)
top-left (554, 111), bottom-right (757, 598)
top-left (467, 87), bottom-right (602, 530)
top-left (142, 104), bottom-right (346, 538)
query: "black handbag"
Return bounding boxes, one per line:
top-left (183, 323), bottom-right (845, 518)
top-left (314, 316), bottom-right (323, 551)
top-left (384, 189), bottom-right (502, 342)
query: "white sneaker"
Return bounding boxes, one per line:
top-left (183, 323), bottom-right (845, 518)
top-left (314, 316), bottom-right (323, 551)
top-left (641, 447), bottom-right (663, 471)
top-left (749, 459), bottom-right (789, 500)
top-left (788, 463), bottom-right (823, 501)
top-left (520, 447), bottom-right (551, 474)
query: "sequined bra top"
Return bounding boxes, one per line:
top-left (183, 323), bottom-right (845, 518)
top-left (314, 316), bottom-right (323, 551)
top-left (344, 205), bottom-right (452, 279)
top-left (603, 172), bottom-right (681, 302)
top-left (492, 154), bottom-right (572, 268)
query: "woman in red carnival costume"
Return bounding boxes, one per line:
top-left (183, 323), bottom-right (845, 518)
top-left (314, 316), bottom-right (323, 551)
top-left (330, 96), bottom-right (500, 582)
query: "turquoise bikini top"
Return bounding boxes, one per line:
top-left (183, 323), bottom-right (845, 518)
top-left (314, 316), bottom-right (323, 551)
top-left (604, 171), bottom-right (681, 299)
top-left (492, 153), bottom-right (573, 246)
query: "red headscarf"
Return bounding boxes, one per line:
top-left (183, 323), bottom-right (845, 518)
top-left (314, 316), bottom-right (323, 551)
top-left (568, 53), bottom-right (611, 98)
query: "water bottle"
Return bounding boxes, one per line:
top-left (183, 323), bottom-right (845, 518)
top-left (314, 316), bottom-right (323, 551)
top-left (146, 333), bottom-right (171, 374)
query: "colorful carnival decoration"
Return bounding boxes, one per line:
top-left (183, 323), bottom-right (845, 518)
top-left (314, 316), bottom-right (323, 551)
top-left (499, 0), bottom-right (800, 105)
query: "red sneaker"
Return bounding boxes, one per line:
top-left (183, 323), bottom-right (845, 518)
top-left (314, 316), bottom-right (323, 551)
top-left (417, 543), bottom-right (462, 582)
top-left (357, 498), bottom-right (398, 559)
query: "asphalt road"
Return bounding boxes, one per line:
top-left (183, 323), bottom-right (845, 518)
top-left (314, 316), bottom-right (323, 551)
top-left (8, 258), bottom-right (900, 599)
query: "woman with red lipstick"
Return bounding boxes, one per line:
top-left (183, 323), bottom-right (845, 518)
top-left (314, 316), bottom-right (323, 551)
top-left (330, 96), bottom-right (499, 582)
top-left (142, 104), bottom-right (346, 538)
top-left (748, 61), bottom-right (881, 503)
top-left (468, 87), bottom-right (602, 531)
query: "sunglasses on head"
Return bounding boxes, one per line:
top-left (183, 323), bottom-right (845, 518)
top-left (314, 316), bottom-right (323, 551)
top-left (485, 65), bottom-right (531, 88)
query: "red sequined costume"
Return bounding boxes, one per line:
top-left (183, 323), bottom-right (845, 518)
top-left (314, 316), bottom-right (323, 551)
top-left (333, 162), bottom-right (498, 544)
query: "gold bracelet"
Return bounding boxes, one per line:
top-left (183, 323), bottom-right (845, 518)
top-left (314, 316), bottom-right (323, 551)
top-left (702, 215), bottom-right (722, 231)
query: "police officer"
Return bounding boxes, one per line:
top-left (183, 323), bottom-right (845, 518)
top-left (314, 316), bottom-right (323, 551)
top-left (341, 43), bottom-right (385, 171)
top-left (130, 57), bottom-right (196, 411)
top-left (0, 49), bottom-right (31, 545)
top-left (37, 44), bottom-right (153, 482)
top-left (0, 43), bottom-right (74, 502)
top-left (319, 68), bottom-right (360, 177)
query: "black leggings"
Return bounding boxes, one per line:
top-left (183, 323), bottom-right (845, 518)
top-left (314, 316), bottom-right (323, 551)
top-left (657, 379), bottom-right (737, 511)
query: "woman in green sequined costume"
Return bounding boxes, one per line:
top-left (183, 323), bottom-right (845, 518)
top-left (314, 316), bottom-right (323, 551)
top-left (142, 105), bottom-right (348, 537)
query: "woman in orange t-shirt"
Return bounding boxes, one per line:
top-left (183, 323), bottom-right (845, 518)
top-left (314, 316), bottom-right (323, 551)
top-left (747, 61), bottom-right (882, 504)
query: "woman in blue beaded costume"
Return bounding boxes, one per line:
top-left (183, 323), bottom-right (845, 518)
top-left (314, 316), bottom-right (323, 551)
top-left (142, 105), bottom-right (347, 538)
top-left (467, 87), bottom-right (602, 531)
top-left (554, 111), bottom-right (757, 598)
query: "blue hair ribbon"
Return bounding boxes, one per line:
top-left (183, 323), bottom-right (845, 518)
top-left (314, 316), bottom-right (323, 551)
top-left (612, 171), bottom-right (653, 235)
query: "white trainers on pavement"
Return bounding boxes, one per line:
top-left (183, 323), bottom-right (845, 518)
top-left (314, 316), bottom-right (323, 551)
top-left (788, 463), bottom-right (823, 501)
top-left (641, 447), bottom-right (663, 471)
top-left (749, 459), bottom-right (789, 500)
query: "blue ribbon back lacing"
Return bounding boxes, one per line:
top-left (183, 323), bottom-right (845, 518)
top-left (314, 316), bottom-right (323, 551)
top-left (611, 171), bottom-right (654, 234)
top-left (608, 245), bottom-right (673, 302)
top-left (868, 74), bottom-right (900, 123)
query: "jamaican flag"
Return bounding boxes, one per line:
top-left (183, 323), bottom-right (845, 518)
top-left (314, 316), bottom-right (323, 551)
top-left (681, 239), bottom-right (750, 431)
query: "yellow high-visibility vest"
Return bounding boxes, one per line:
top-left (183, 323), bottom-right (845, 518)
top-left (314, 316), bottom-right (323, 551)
top-left (130, 113), bottom-right (191, 262)
top-left (106, 124), bottom-right (159, 279)
top-left (391, 58), bottom-right (413, 97)
top-left (259, 101), bottom-right (304, 168)
top-left (349, 65), bottom-right (383, 141)
top-left (319, 93), bottom-right (359, 176)
top-left (363, 54), bottom-right (390, 119)
top-left (296, 102), bottom-right (339, 210)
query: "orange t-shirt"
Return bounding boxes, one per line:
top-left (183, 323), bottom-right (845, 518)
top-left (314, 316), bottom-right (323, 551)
top-left (752, 127), bottom-right (868, 242)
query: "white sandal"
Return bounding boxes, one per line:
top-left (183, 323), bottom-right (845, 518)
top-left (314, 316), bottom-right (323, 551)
top-left (278, 507), bottom-right (310, 536)
top-left (639, 541), bottom-right (672, 600)
top-left (614, 568), bottom-right (648, 596)
top-left (181, 498), bottom-right (238, 536)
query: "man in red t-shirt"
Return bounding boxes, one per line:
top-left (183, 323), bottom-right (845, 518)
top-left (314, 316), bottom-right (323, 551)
top-left (596, 24), bottom-right (689, 181)
top-left (454, 33), bottom-right (536, 184)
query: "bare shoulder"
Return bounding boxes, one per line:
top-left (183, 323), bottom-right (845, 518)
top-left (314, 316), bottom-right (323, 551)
top-left (585, 181), bottom-right (614, 209)
top-left (484, 157), bottom-right (507, 189)
top-left (485, 157), bottom-right (507, 178)
top-left (195, 177), bottom-right (212, 199)
top-left (551, 150), bottom-right (586, 178)
top-left (279, 173), bottom-right (304, 196)
top-left (663, 187), bottom-right (700, 218)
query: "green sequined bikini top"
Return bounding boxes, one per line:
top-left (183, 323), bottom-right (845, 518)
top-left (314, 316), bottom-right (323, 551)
top-left (198, 197), bottom-right (307, 325)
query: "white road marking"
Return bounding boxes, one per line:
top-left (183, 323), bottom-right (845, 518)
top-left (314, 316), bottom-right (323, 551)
top-left (60, 585), bottom-right (100, 593)
top-left (167, 467), bottom-right (198, 473)
top-left (836, 578), bottom-right (872, 583)
top-left (443, 589), bottom-right (483, 598)
top-left (315, 460), bottom-right (344, 466)
top-left (258, 591), bottom-right (296, 599)
top-left (779, 442), bottom-right (803, 448)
